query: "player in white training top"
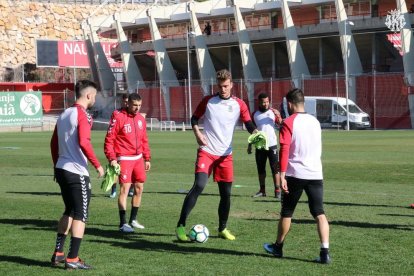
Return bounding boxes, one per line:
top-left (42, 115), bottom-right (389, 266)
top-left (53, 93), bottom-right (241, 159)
top-left (263, 88), bottom-right (331, 264)
top-left (175, 69), bottom-right (258, 241)
top-left (248, 92), bottom-right (283, 199)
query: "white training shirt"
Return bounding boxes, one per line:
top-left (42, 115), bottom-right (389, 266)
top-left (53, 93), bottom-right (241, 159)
top-left (193, 94), bottom-right (251, 156)
top-left (279, 112), bottom-right (323, 180)
top-left (252, 109), bottom-right (278, 147)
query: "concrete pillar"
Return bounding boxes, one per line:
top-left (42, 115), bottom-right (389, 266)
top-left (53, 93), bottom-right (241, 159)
top-left (83, 30), bottom-right (100, 90)
top-left (147, 10), bottom-right (180, 120)
top-left (335, 0), bottom-right (363, 101)
top-left (233, 4), bottom-right (263, 110)
top-left (114, 13), bottom-right (145, 92)
top-left (396, 0), bottom-right (414, 128)
top-left (188, 2), bottom-right (216, 96)
top-left (88, 22), bottom-right (116, 95)
top-left (280, 0), bottom-right (310, 88)
top-left (396, 0), bottom-right (414, 85)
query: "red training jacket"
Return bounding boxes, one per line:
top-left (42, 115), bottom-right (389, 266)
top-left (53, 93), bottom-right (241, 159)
top-left (104, 108), bottom-right (150, 162)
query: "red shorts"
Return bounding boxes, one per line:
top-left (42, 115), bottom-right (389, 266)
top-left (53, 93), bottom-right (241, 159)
top-left (195, 149), bottom-right (233, 182)
top-left (118, 156), bottom-right (146, 184)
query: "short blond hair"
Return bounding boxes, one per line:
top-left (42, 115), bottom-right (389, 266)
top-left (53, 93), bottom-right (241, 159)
top-left (216, 69), bottom-right (232, 83)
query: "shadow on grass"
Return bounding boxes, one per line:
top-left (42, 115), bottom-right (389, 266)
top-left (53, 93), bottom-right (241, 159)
top-left (6, 191), bottom-right (99, 198)
top-left (378, 213), bottom-right (414, 218)
top-left (244, 217), bottom-right (414, 231)
top-left (88, 238), bottom-right (311, 263)
top-left (0, 255), bottom-right (56, 269)
top-left (144, 191), bottom-right (245, 198)
top-left (253, 200), bottom-right (408, 209)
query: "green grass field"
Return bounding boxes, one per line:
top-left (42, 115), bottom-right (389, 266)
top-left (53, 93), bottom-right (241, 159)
top-left (0, 130), bottom-right (414, 275)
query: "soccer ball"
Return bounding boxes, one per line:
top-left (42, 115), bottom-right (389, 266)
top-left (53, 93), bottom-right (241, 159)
top-left (189, 224), bottom-right (209, 243)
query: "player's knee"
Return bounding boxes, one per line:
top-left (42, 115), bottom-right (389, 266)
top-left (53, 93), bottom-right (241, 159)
top-left (73, 210), bottom-right (88, 222)
top-left (280, 209), bottom-right (294, 218)
top-left (311, 209), bottom-right (325, 218)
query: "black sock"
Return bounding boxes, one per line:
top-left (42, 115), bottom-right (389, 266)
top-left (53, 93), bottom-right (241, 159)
top-left (54, 233), bottom-right (67, 253)
top-left (119, 210), bottom-right (126, 227)
top-left (218, 182), bottom-right (232, 232)
top-left (320, 248), bottom-right (329, 254)
top-left (129, 207), bottom-right (139, 223)
top-left (67, 237), bottom-right (82, 259)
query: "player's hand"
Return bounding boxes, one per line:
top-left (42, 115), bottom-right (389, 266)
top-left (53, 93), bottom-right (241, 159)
top-left (96, 166), bottom-right (105, 178)
top-left (110, 160), bottom-right (118, 167)
top-left (145, 161), bottom-right (151, 172)
top-left (195, 133), bottom-right (208, 146)
top-left (271, 108), bottom-right (280, 116)
top-left (247, 144), bottom-right (252, 154)
top-left (280, 176), bottom-right (288, 194)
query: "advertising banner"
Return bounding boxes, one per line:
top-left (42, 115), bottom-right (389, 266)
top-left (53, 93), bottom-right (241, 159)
top-left (0, 92), bottom-right (43, 126)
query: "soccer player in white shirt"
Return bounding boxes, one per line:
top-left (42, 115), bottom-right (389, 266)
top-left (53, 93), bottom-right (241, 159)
top-left (248, 93), bottom-right (283, 198)
top-left (175, 69), bottom-right (258, 241)
top-left (263, 88), bottom-right (331, 264)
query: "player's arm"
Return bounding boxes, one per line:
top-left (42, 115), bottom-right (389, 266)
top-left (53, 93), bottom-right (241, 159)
top-left (271, 107), bottom-right (283, 125)
top-left (191, 96), bottom-right (210, 146)
top-left (77, 111), bottom-right (104, 177)
top-left (279, 118), bottom-right (293, 193)
top-left (141, 119), bottom-right (151, 172)
top-left (50, 126), bottom-right (59, 167)
top-left (104, 112), bottom-right (119, 164)
top-left (191, 115), bottom-right (207, 146)
top-left (237, 99), bottom-right (257, 134)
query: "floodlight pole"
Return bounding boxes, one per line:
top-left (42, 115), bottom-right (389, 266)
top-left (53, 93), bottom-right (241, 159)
top-left (344, 20), bottom-right (354, 131)
top-left (186, 31), bottom-right (195, 124)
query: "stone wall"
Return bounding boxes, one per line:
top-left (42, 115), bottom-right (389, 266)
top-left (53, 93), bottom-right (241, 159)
top-left (0, 0), bottom-right (143, 80)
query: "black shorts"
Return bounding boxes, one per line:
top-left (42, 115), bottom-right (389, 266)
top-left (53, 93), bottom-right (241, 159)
top-left (280, 177), bottom-right (325, 218)
top-left (255, 145), bottom-right (279, 175)
top-left (55, 168), bottom-right (91, 222)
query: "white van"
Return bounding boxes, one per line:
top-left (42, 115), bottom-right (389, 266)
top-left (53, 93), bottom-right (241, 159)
top-left (282, 96), bottom-right (371, 129)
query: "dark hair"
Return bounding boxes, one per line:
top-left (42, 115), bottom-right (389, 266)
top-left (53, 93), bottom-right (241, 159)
top-left (216, 69), bottom-right (232, 82)
top-left (128, 93), bottom-right (142, 102)
top-left (75, 80), bottom-right (97, 98)
top-left (285, 88), bottom-right (304, 104)
top-left (258, 92), bottom-right (269, 100)
top-left (122, 93), bottom-right (129, 100)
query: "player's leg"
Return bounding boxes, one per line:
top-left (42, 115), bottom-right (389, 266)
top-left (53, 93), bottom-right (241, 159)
top-left (176, 172), bottom-right (209, 241)
top-left (51, 168), bottom-right (72, 266)
top-left (117, 160), bottom-right (134, 232)
top-left (109, 183), bottom-right (117, 198)
top-left (254, 149), bottom-right (267, 197)
top-left (268, 146), bottom-right (281, 198)
top-left (305, 180), bottom-right (330, 264)
top-left (129, 182), bottom-right (144, 229)
top-left (176, 150), bottom-right (213, 241)
top-left (264, 176), bottom-right (304, 257)
top-left (129, 158), bottom-right (146, 229)
top-left (65, 173), bottom-right (92, 270)
top-left (215, 154), bottom-right (235, 240)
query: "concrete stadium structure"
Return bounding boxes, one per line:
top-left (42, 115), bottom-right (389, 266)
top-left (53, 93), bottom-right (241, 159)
top-left (79, 0), bottom-right (414, 128)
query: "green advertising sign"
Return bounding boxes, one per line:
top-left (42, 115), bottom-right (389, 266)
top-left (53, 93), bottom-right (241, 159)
top-left (0, 92), bottom-right (43, 126)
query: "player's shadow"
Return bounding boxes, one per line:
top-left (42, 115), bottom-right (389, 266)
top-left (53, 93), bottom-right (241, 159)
top-left (88, 238), bottom-right (311, 263)
top-left (9, 173), bottom-right (54, 177)
top-left (244, 217), bottom-right (414, 231)
top-left (0, 255), bottom-right (54, 268)
top-left (144, 191), bottom-right (244, 198)
top-left (324, 201), bottom-right (407, 208)
top-left (293, 219), bottom-right (414, 231)
top-left (378, 213), bottom-right (414, 218)
top-left (6, 191), bottom-right (98, 198)
top-left (6, 191), bottom-right (61, 196)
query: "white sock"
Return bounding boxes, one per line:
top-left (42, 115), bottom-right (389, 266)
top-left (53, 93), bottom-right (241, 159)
top-left (321, 242), bottom-right (329, 249)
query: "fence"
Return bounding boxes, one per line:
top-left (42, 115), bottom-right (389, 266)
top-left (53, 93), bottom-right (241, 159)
top-left (38, 72), bottom-right (413, 130)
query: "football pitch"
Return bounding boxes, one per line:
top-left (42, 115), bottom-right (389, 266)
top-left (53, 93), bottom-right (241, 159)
top-left (0, 130), bottom-right (413, 275)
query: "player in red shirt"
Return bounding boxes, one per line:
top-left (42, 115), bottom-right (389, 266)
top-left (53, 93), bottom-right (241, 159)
top-left (104, 93), bottom-right (151, 233)
top-left (50, 80), bottom-right (104, 270)
top-left (175, 69), bottom-right (258, 241)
